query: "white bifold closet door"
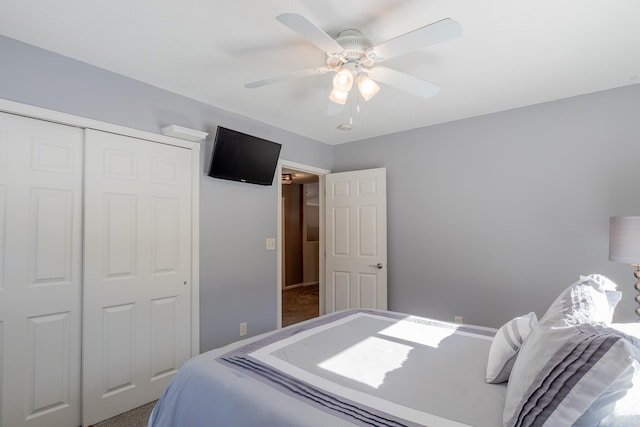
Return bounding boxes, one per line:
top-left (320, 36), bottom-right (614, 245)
top-left (82, 129), bottom-right (192, 426)
top-left (0, 112), bottom-right (83, 427)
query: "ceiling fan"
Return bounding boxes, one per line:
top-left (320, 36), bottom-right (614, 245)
top-left (245, 13), bottom-right (462, 108)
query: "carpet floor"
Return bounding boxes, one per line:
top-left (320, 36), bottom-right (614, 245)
top-left (282, 284), bottom-right (319, 327)
top-left (92, 401), bottom-right (156, 427)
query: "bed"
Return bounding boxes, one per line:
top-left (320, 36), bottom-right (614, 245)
top-left (149, 275), bottom-right (640, 427)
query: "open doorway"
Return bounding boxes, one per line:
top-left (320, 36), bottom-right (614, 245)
top-left (281, 167), bottom-right (320, 326)
top-left (278, 160), bottom-right (329, 326)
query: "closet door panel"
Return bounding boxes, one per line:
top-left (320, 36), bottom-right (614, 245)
top-left (83, 129), bottom-right (192, 426)
top-left (150, 296), bottom-right (178, 378)
top-left (26, 312), bottom-right (72, 417)
top-left (101, 304), bottom-right (136, 395)
top-left (103, 193), bottom-right (138, 279)
top-left (0, 112), bottom-right (82, 427)
top-left (151, 197), bottom-right (179, 274)
top-left (0, 321), bottom-right (4, 425)
top-left (0, 184), bottom-right (5, 290)
top-left (29, 189), bottom-right (74, 285)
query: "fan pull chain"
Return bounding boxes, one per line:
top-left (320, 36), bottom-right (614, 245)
top-left (354, 68), bottom-right (361, 113)
top-left (349, 90), bottom-right (355, 125)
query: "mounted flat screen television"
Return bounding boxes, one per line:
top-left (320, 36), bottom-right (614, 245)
top-left (208, 127), bottom-right (282, 186)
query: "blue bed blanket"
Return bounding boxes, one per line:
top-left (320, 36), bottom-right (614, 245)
top-left (149, 309), bottom-right (505, 427)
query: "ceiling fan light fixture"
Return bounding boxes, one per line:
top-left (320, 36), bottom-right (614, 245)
top-left (332, 68), bottom-right (354, 92)
top-left (329, 87), bottom-right (349, 105)
top-left (357, 74), bottom-right (380, 101)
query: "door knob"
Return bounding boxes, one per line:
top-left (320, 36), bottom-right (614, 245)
top-left (370, 263), bottom-right (383, 269)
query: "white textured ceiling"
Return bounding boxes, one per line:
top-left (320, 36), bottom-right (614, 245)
top-left (1, 0), bottom-right (639, 145)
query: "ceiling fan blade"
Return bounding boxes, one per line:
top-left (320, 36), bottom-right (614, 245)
top-left (245, 66), bottom-right (330, 88)
top-left (276, 13), bottom-right (343, 54)
top-left (368, 66), bottom-right (440, 99)
top-left (368, 18), bottom-right (462, 61)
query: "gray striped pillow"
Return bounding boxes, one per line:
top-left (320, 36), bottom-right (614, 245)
top-left (504, 323), bottom-right (640, 426)
top-left (486, 312), bottom-right (538, 384)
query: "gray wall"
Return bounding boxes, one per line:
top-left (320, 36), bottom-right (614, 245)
top-left (334, 83), bottom-right (640, 326)
top-left (3, 34), bottom-right (639, 352)
top-left (0, 36), bottom-right (332, 351)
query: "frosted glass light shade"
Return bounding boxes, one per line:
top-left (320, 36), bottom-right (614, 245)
top-left (332, 69), bottom-right (354, 92)
top-left (357, 75), bottom-right (380, 101)
top-left (609, 216), bottom-right (640, 263)
top-left (329, 88), bottom-right (348, 105)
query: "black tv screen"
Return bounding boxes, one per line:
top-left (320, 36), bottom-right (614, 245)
top-left (208, 127), bottom-right (282, 186)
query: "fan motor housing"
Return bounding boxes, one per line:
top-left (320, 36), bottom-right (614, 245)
top-left (327, 29), bottom-right (374, 69)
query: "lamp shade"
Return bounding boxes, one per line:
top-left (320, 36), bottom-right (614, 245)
top-left (609, 216), bottom-right (640, 263)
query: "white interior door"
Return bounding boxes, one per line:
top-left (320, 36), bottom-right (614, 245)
top-left (82, 129), bottom-right (192, 426)
top-left (0, 112), bottom-right (83, 427)
top-left (325, 167), bottom-right (387, 312)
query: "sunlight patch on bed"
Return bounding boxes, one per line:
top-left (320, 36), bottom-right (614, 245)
top-left (378, 318), bottom-right (457, 348)
top-left (318, 336), bottom-right (412, 388)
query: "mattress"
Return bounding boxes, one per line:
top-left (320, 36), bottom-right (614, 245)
top-left (149, 309), bottom-right (506, 427)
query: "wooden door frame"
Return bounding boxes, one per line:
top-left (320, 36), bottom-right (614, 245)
top-left (276, 160), bottom-right (329, 328)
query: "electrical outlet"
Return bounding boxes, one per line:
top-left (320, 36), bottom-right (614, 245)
top-left (454, 316), bottom-right (463, 324)
top-left (240, 322), bottom-right (247, 336)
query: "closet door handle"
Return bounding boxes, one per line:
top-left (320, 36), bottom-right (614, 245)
top-left (369, 263), bottom-right (383, 270)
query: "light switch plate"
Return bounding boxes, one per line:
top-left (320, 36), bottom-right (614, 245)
top-left (266, 238), bottom-right (276, 250)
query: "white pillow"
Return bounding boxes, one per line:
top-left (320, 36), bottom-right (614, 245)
top-left (611, 322), bottom-right (640, 338)
top-left (588, 360), bottom-right (639, 427)
top-left (485, 312), bottom-right (538, 384)
top-left (599, 324), bottom-right (640, 426)
top-left (538, 274), bottom-right (621, 326)
top-left (601, 323), bottom-right (640, 426)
